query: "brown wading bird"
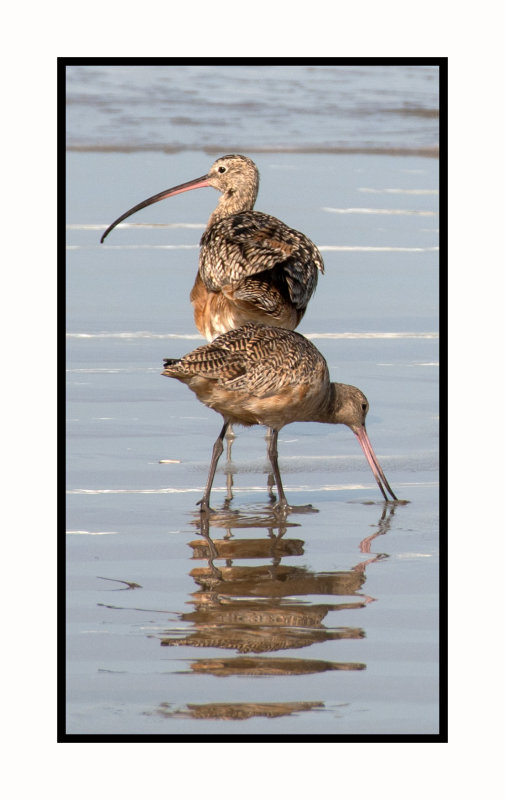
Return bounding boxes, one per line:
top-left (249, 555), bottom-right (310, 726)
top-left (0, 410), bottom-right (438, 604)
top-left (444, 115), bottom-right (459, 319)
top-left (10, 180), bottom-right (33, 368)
top-left (161, 323), bottom-right (398, 513)
top-left (100, 154), bottom-right (325, 339)
top-left (101, 154), bottom-right (325, 496)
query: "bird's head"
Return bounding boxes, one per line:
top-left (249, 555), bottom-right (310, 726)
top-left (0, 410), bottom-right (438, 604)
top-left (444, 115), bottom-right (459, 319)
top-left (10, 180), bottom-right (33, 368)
top-left (331, 384), bottom-right (369, 431)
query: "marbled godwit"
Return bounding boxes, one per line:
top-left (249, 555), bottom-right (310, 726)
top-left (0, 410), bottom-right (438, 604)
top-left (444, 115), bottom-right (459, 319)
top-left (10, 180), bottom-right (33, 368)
top-left (161, 323), bottom-right (398, 512)
top-left (101, 154), bottom-right (324, 339)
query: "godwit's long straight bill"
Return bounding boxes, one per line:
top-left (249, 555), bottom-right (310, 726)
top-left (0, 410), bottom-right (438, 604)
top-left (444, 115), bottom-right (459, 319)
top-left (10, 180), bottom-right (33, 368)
top-left (353, 425), bottom-right (398, 502)
top-left (100, 174), bottom-right (211, 243)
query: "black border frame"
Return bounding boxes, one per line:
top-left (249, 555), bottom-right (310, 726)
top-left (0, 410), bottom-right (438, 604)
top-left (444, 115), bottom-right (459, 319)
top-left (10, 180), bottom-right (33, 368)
top-left (58, 57), bottom-right (448, 744)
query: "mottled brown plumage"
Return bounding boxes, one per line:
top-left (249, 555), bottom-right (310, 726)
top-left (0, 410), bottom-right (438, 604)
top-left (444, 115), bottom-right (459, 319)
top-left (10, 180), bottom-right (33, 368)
top-left (101, 154), bottom-right (324, 340)
top-left (162, 323), bottom-right (398, 512)
top-left (101, 156), bottom-right (327, 497)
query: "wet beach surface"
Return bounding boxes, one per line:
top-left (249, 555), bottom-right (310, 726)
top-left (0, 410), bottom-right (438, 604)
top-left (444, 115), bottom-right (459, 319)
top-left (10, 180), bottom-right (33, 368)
top-left (66, 147), bottom-right (439, 736)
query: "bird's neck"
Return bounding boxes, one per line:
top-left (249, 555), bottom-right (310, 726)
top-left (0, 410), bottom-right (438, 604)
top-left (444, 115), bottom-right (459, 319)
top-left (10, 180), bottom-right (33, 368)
top-left (208, 184), bottom-right (258, 227)
top-left (310, 382), bottom-right (338, 423)
top-left (312, 383), bottom-right (355, 425)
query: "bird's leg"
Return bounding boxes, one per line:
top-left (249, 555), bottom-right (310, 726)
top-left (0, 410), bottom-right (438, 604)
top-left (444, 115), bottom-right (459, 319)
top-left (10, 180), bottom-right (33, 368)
top-left (196, 515), bottom-right (223, 581)
top-left (198, 420), bottom-right (229, 513)
top-left (267, 429), bottom-right (317, 516)
top-left (224, 424), bottom-right (236, 502)
top-left (265, 428), bottom-right (276, 501)
top-left (266, 428), bottom-right (289, 510)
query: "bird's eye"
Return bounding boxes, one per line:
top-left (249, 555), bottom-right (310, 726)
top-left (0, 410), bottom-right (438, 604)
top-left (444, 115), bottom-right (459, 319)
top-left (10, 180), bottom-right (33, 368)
top-left (362, 403), bottom-right (367, 411)
top-left (218, 165), bottom-right (227, 174)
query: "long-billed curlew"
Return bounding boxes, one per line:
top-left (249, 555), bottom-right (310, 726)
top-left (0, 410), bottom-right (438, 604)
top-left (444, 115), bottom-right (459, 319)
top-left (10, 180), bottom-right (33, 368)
top-left (161, 323), bottom-right (398, 512)
top-left (100, 154), bottom-right (324, 339)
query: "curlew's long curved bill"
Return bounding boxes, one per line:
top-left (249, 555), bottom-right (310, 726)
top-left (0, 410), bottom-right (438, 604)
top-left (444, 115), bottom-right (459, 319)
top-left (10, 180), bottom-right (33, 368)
top-left (100, 174), bottom-right (211, 243)
top-left (353, 425), bottom-right (398, 502)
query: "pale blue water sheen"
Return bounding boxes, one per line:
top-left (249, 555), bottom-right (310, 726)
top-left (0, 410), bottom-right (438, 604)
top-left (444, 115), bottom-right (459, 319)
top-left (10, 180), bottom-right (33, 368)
top-left (65, 65), bottom-right (440, 737)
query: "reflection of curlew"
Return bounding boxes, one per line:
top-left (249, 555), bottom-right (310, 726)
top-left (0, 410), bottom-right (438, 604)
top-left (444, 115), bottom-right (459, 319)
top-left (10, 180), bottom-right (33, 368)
top-left (190, 657), bottom-right (365, 677)
top-left (161, 623), bottom-right (364, 654)
top-left (181, 595), bottom-right (365, 627)
top-left (153, 700), bottom-right (324, 721)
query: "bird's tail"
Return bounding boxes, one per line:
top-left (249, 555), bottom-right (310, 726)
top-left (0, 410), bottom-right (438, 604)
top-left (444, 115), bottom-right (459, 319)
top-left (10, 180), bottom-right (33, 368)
top-left (161, 357), bottom-right (182, 377)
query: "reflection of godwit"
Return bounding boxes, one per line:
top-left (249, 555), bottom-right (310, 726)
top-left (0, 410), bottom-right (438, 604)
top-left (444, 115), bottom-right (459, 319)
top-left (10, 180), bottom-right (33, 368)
top-left (100, 154), bottom-right (324, 339)
top-left (159, 512), bottom-right (367, 669)
top-left (162, 323), bottom-right (398, 511)
top-left (357, 502), bottom-right (396, 557)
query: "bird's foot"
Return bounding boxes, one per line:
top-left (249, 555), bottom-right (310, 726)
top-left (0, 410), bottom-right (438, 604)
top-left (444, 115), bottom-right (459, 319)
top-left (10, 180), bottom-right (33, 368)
top-left (197, 498), bottom-right (215, 514)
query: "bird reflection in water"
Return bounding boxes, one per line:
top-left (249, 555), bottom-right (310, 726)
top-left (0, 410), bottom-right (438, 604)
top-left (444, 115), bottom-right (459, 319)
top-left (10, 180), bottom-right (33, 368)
top-left (352, 501), bottom-right (396, 577)
top-left (154, 505), bottom-right (396, 720)
top-left (152, 699), bottom-right (325, 721)
top-left (160, 505), bottom-right (397, 668)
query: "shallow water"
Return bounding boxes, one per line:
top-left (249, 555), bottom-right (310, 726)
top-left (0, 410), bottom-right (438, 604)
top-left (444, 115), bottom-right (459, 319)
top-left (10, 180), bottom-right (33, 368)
top-left (65, 65), bottom-right (440, 737)
top-left (66, 63), bottom-right (439, 155)
top-left (66, 147), bottom-right (439, 736)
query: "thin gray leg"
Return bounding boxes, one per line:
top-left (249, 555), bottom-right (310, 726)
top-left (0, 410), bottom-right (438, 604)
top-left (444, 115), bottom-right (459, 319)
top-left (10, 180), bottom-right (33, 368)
top-left (198, 420), bottom-right (229, 513)
top-left (266, 428), bottom-right (288, 509)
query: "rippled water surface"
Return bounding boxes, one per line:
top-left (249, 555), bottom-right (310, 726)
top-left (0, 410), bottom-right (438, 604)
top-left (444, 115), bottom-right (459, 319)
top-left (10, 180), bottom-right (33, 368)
top-left (66, 63), bottom-right (439, 154)
top-left (65, 64), bottom-right (441, 738)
